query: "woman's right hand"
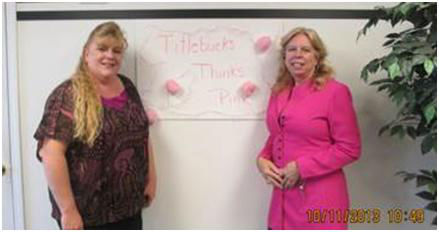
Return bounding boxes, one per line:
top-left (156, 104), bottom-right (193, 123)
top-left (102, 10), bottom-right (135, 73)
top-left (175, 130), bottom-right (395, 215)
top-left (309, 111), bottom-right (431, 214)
top-left (61, 207), bottom-right (83, 230)
top-left (257, 157), bottom-right (283, 189)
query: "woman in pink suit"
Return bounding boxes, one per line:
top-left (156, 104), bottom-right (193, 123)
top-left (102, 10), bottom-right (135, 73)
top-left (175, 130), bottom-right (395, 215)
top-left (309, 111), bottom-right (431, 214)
top-left (257, 27), bottom-right (361, 229)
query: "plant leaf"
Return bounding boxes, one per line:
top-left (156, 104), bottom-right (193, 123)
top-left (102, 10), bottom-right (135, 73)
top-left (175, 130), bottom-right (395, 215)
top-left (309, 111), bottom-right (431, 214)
top-left (407, 126), bottom-right (417, 139)
top-left (428, 183), bottom-right (436, 194)
top-left (378, 124), bottom-right (390, 136)
top-left (370, 78), bottom-right (393, 85)
top-left (424, 59), bottom-right (434, 75)
top-left (357, 17), bottom-right (379, 40)
top-left (383, 39), bottom-right (395, 47)
top-left (396, 171), bottom-right (417, 182)
top-left (419, 169), bottom-right (432, 176)
top-left (412, 55), bottom-right (427, 65)
top-left (415, 46), bottom-right (434, 55)
top-left (425, 202), bottom-right (437, 211)
top-left (399, 58), bottom-right (413, 79)
top-left (416, 191), bottom-right (435, 200)
top-left (390, 125), bottom-right (403, 136)
top-left (378, 84), bottom-right (392, 92)
top-left (421, 134), bottom-right (434, 154)
top-left (392, 88), bottom-right (406, 106)
top-left (388, 62), bottom-right (401, 79)
top-left (416, 175), bottom-right (434, 187)
top-left (360, 68), bottom-right (369, 81)
top-left (383, 55), bottom-right (398, 68)
top-left (435, 141), bottom-right (437, 153)
top-left (386, 33), bottom-right (400, 38)
top-left (423, 102), bottom-right (436, 123)
top-left (400, 3), bottom-right (415, 16)
top-left (368, 58), bottom-right (381, 73)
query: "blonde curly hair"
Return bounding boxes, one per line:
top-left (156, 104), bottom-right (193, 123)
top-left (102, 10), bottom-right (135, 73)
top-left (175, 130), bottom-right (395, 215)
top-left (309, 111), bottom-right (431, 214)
top-left (272, 27), bottom-right (334, 94)
top-left (71, 21), bottom-right (127, 146)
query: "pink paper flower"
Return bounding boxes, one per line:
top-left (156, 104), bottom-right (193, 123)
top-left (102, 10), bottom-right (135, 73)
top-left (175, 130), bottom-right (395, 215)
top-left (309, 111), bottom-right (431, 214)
top-left (165, 79), bottom-right (181, 95)
top-left (146, 109), bottom-right (158, 125)
top-left (241, 81), bottom-right (257, 98)
top-left (255, 36), bottom-right (272, 53)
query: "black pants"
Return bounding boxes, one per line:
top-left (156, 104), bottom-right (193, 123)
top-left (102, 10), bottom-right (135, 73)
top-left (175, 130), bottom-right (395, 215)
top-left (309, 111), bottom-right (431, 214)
top-left (57, 212), bottom-right (142, 230)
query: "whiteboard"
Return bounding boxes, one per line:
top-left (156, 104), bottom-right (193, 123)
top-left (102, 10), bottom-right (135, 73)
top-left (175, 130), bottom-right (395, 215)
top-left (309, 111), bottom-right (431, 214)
top-left (136, 20), bottom-right (283, 119)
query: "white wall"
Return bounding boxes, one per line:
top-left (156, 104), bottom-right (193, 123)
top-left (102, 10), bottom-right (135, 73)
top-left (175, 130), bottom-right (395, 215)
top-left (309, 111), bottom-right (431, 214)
top-left (10, 2), bottom-right (437, 230)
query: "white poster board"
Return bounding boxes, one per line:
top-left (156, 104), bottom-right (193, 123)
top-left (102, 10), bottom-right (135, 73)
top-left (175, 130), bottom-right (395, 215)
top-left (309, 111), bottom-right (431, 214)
top-left (136, 20), bottom-right (282, 119)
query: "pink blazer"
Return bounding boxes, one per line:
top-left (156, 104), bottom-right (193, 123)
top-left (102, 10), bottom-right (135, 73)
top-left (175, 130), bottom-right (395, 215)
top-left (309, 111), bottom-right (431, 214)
top-left (259, 78), bottom-right (361, 229)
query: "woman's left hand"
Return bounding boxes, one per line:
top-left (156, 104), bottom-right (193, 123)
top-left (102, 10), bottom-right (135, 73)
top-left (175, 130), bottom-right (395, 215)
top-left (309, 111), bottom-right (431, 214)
top-left (144, 139), bottom-right (157, 207)
top-left (281, 161), bottom-right (300, 189)
top-left (144, 178), bottom-right (156, 207)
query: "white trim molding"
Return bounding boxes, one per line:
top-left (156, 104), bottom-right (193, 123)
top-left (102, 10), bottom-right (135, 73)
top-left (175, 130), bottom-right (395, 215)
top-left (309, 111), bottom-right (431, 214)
top-left (5, 2), bottom-right (25, 229)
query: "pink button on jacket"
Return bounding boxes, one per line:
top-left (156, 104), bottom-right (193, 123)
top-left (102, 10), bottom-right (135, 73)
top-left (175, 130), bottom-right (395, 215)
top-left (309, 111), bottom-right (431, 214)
top-left (259, 78), bottom-right (361, 229)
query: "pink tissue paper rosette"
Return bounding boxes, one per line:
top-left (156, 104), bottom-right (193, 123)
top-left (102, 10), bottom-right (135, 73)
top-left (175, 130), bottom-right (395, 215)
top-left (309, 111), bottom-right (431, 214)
top-left (255, 36), bottom-right (272, 53)
top-left (241, 81), bottom-right (257, 98)
top-left (165, 79), bottom-right (181, 95)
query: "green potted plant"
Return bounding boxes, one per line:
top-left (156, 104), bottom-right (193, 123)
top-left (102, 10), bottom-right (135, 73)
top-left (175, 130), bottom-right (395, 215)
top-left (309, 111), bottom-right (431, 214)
top-left (358, 2), bottom-right (437, 225)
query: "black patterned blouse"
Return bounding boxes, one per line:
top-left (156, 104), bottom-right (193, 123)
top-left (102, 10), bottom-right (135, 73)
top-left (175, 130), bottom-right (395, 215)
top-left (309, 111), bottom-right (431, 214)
top-left (34, 75), bottom-right (150, 227)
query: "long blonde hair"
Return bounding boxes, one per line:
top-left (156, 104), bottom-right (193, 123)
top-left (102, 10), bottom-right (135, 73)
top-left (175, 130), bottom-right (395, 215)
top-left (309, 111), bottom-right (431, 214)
top-left (272, 27), bottom-right (334, 94)
top-left (71, 21), bottom-right (127, 146)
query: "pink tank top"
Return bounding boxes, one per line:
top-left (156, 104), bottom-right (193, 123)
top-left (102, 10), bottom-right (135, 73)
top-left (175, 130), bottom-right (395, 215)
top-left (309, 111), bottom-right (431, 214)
top-left (101, 90), bottom-right (128, 111)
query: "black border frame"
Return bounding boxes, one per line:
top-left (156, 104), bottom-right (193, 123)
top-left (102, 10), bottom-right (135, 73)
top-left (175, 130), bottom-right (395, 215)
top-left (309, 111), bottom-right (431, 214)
top-left (17, 9), bottom-right (380, 20)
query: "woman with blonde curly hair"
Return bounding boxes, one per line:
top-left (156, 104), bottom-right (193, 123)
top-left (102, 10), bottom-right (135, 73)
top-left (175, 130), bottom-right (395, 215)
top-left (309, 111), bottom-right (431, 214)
top-left (257, 27), bottom-right (361, 229)
top-left (34, 21), bottom-right (156, 230)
